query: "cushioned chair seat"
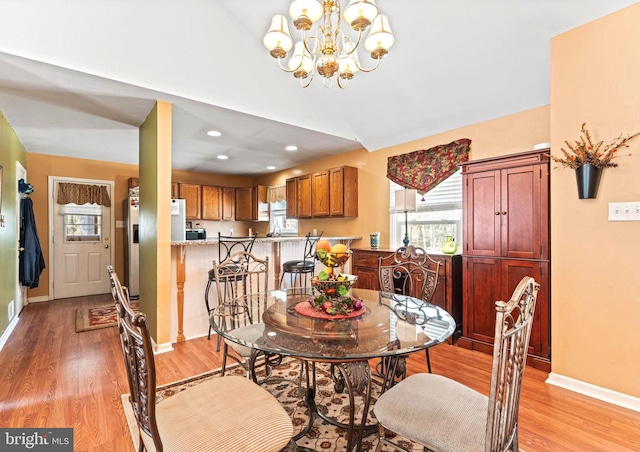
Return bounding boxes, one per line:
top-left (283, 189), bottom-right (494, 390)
top-left (374, 373), bottom-right (488, 452)
top-left (224, 323), bottom-right (265, 357)
top-left (141, 375), bottom-right (293, 452)
top-left (282, 260), bottom-right (315, 272)
top-left (208, 265), bottom-right (244, 282)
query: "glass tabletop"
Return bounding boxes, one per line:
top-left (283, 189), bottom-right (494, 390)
top-left (210, 288), bottom-right (455, 362)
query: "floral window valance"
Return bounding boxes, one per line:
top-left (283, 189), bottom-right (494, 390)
top-left (267, 185), bottom-right (286, 203)
top-left (57, 182), bottom-right (111, 207)
top-left (387, 138), bottom-right (471, 197)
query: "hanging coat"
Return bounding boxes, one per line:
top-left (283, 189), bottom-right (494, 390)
top-left (19, 197), bottom-right (46, 289)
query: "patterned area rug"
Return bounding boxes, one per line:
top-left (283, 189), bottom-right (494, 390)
top-left (75, 302), bottom-right (139, 332)
top-left (121, 359), bottom-right (421, 451)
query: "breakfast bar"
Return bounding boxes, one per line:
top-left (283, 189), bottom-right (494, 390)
top-left (170, 235), bottom-right (361, 342)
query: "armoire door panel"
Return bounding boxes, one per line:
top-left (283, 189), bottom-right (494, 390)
top-left (464, 257), bottom-right (501, 344)
top-left (501, 165), bottom-right (542, 259)
top-left (465, 171), bottom-right (501, 256)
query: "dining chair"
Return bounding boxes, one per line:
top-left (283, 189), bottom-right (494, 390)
top-left (204, 233), bottom-right (257, 343)
top-left (209, 251), bottom-right (274, 380)
top-left (279, 231), bottom-right (323, 292)
top-left (115, 291), bottom-right (293, 452)
top-left (377, 245), bottom-right (442, 374)
top-left (374, 276), bottom-right (540, 452)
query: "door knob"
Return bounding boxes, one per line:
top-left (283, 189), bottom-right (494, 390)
top-left (105, 244), bottom-right (110, 249)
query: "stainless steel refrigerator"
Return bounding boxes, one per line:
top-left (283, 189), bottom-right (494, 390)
top-left (123, 196), bottom-right (140, 298)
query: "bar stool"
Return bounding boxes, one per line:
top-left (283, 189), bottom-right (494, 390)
top-left (205, 233), bottom-right (257, 345)
top-left (279, 231), bottom-right (322, 292)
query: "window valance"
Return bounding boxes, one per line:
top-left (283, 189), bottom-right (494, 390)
top-left (57, 183), bottom-right (111, 207)
top-left (267, 185), bottom-right (286, 203)
top-left (386, 138), bottom-right (471, 197)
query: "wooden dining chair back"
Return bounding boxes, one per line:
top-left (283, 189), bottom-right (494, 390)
top-left (205, 233), bottom-right (257, 342)
top-left (210, 251), bottom-right (271, 379)
top-left (377, 245), bottom-right (442, 373)
top-left (374, 276), bottom-right (540, 452)
top-left (117, 293), bottom-right (294, 452)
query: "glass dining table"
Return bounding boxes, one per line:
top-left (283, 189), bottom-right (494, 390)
top-left (209, 287), bottom-right (456, 452)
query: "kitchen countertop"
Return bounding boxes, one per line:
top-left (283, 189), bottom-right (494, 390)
top-left (171, 236), bottom-right (362, 246)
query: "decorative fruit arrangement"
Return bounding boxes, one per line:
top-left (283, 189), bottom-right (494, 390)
top-left (311, 271), bottom-right (357, 297)
top-left (315, 243), bottom-right (352, 267)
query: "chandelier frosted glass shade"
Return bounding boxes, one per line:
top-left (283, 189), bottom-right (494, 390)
top-left (263, 0), bottom-right (394, 88)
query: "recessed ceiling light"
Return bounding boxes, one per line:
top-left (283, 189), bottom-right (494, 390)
top-left (217, 155), bottom-right (228, 160)
top-left (285, 145), bottom-right (298, 151)
top-left (207, 130), bottom-right (222, 137)
top-left (267, 166), bottom-right (276, 170)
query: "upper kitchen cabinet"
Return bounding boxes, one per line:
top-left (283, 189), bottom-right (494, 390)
top-left (312, 170), bottom-right (330, 217)
top-left (296, 174), bottom-right (312, 218)
top-left (178, 183), bottom-right (201, 220)
top-left (253, 185), bottom-right (269, 221)
top-left (222, 187), bottom-right (235, 221)
top-left (128, 177), bottom-right (178, 198)
top-left (286, 178), bottom-right (297, 219)
top-left (201, 185), bottom-right (222, 220)
top-left (235, 187), bottom-right (253, 221)
top-left (329, 166), bottom-right (358, 217)
top-left (286, 166), bottom-right (358, 219)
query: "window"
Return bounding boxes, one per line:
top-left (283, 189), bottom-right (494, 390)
top-left (269, 200), bottom-right (298, 235)
top-left (389, 169), bottom-right (462, 252)
top-left (60, 203), bottom-right (102, 242)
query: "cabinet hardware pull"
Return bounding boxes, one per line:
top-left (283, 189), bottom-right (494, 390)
top-left (501, 211), bottom-right (507, 215)
top-left (495, 211), bottom-right (500, 215)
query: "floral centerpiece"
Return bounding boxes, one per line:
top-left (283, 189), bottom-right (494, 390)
top-left (550, 123), bottom-right (639, 169)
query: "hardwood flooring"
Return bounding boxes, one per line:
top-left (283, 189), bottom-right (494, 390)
top-left (1, 294), bottom-right (639, 451)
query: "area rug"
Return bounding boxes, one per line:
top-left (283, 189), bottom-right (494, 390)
top-left (121, 359), bottom-right (421, 451)
top-left (75, 301), bottom-right (139, 332)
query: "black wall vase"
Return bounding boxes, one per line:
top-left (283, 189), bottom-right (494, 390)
top-left (575, 164), bottom-right (603, 199)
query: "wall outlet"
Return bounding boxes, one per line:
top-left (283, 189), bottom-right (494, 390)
top-left (8, 300), bottom-right (14, 321)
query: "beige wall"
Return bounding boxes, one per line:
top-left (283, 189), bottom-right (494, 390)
top-left (550, 4), bottom-right (640, 396)
top-left (256, 106), bottom-right (550, 249)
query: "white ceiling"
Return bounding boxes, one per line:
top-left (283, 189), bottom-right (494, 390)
top-left (0, 0), bottom-right (637, 175)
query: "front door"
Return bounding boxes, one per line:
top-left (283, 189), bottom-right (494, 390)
top-left (51, 178), bottom-right (113, 299)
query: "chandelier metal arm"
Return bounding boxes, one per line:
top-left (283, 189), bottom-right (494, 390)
top-left (354, 55), bottom-right (383, 73)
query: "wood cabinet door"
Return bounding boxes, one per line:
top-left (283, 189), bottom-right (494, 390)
top-left (171, 182), bottom-right (179, 199)
top-left (500, 164), bottom-right (546, 260)
top-left (178, 183), bottom-right (201, 220)
top-left (201, 185), bottom-right (221, 220)
top-left (312, 170), bottom-right (330, 217)
top-left (286, 178), bottom-right (298, 218)
top-left (463, 170), bottom-right (501, 256)
top-left (501, 259), bottom-right (549, 360)
top-left (329, 167), bottom-right (344, 216)
top-left (235, 187), bottom-right (253, 221)
top-left (128, 177), bottom-right (139, 189)
top-left (297, 175), bottom-right (312, 218)
top-left (463, 257), bottom-right (502, 345)
top-left (222, 187), bottom-right (235, 221)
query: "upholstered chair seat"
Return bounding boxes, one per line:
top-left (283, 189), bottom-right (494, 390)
top-left (374, 373), bottom-right (488, 452)
top-left (140, 375), bottom-right (293, 452)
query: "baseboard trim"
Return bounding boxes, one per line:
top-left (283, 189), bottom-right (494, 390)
top-left (546, 372), bottom-right (640, 413)
top-left (27, 296), bottom-right (50, 303)
top-left (0, 315), bottom-right (20, 353)
top-left (154, 342), bottom-right (174, 355)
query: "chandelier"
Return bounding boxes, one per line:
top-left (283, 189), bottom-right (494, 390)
top-left (263, 0), bottom-right (395, 89)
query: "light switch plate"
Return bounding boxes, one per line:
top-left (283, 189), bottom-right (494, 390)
top-left (608, 202), bottom-right (640, 221)
top-left (116, 220), bottom-right (125, 228)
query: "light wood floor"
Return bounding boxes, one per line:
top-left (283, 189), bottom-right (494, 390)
top-left (1, 294), bottom-right (639, 451)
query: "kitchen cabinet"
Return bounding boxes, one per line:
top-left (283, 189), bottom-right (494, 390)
top-left (222, 187), bottom-right (235, 221)
top-left (128, 177), bottom-right (139, 189)
top-left (128, 178), bottom-right (178, 198)
top-left (235, 187), bottom-right (253, 221)
top-left (351, 248), bottom-right (463, 343)
top-left (286, 178), bottom-right (297, 219)
top-left (285, 166), bottom-right (358, 219)
top-left (312, 170), bottom-right (330, 217)
top-left (201, 185), bottom-right (222, 220)
top-left (329, 166), bottom-right (358, 217)
top-left (178, 183), bottom-right (201, 220)
top-left (459, 150), bottom-right (550, 370)
top-left (296, 174), bottom-right (312, 218)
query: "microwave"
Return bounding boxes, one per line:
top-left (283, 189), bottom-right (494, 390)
top-left (185, 228), bottom-right (206, 240)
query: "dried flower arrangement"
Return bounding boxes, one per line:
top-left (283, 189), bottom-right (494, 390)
top-left (550, 123), bottom-right (640, 169)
